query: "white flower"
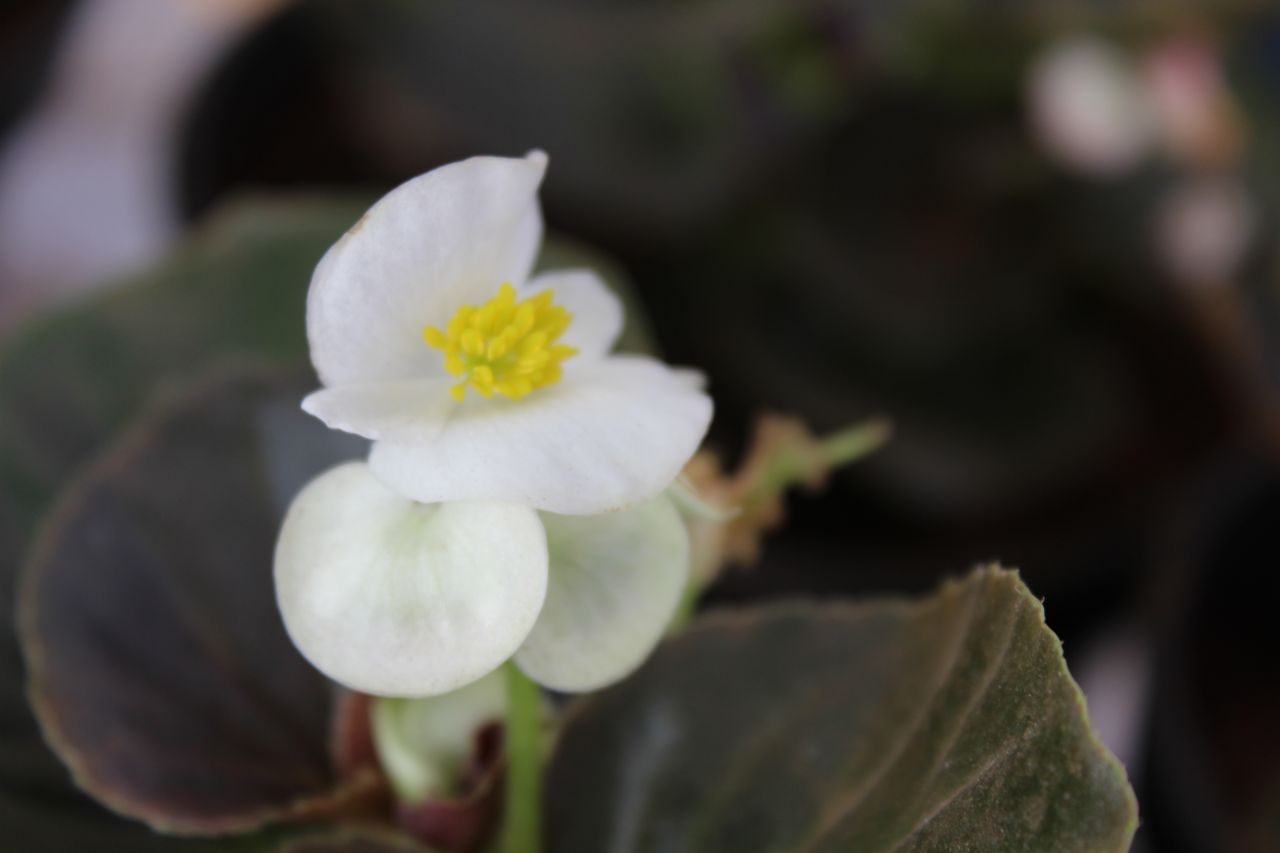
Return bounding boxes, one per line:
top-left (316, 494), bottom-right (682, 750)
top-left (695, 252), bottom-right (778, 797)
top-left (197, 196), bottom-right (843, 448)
top-left (1027, 37), bottom-right (1155, 177)
top-left (277, 153), bottom-right (708, 696)
top-left (274, 462), bottom-right (690, 697)
top-left (301, 152), bottom-right (712, 515)
top-left (1156, 177), bottom-right (1253, 287)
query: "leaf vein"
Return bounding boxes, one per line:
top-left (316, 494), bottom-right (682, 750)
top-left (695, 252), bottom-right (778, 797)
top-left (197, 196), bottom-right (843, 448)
top-left (882, 711), bottom-right (1051, 852)
top-left (789, 575), bottom-right (987, 852)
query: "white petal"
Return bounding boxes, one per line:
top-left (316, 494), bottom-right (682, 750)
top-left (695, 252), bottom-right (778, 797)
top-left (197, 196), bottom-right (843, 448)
top-left (521, 268), bottom-right (623, 361)
top-left (367, 355), bottom-right (714, 514)
top-left (301, 378), bottom-right (454, 443)
top-left (274, 462), bottom-right (548, 697)
top-left (307, 152), bottom-right (547, 387)
top-left (515, 495), bottom-right (689, 692)
top-left (372, 671), bottom-right (507, 804)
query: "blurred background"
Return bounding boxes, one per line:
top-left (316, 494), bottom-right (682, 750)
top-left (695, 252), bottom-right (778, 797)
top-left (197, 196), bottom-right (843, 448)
top-left (2, 1), bottom-right (1280, 850)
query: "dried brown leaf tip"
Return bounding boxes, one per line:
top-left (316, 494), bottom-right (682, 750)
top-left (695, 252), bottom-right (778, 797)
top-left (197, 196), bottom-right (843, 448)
top-left (681, 414), bottom-right (891, 584)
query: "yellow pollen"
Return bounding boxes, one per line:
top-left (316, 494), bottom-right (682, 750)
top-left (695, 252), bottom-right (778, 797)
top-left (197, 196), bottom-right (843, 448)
top-left (423, 283), bottom-right (577, 401)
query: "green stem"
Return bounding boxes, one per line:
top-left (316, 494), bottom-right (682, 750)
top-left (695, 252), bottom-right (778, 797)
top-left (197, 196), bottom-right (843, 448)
top-left (817, 416), bottom-right (893, 468)
top-left (747, 416), bottom-right (893, 513)
top-left (501, 662), bottom-right (542, 853)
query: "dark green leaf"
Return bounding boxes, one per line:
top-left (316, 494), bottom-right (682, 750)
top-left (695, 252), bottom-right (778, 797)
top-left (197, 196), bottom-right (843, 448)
top-left (19, 368), bottom-right (381, 834)
top-left (546, 567), bottom-right (1137, 852)
top-left (0, 196), bottom-right (366, 850)
top-left (0, 196), bottom-right (366, 587)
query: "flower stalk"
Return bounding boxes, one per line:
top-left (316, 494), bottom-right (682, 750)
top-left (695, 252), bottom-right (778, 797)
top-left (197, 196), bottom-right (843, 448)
top-left (674, 414), bottom-right (892, 626)
top-left (742, 416), bottom-right (892, 515)
top-left (501, 662), bottom-right (543, 853)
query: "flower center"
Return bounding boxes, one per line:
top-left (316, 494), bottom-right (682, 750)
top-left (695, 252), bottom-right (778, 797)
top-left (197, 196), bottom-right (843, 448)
top-left (424, 283), bottom-right (577, 401)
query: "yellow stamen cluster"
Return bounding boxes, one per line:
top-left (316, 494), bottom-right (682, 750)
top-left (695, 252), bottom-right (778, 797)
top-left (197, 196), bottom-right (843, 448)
top-left (424, 283), bottom-right (577, 402)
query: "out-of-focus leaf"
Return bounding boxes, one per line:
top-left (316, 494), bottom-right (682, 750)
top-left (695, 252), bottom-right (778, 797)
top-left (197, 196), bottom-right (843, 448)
top-left (0, 196), bottom-right (364, 720)
top-left (301, 0), bottom-right (868, 238)
top-left (19, 368), bottom-right (384, 834)
top-left (277, 828), bottom-right (427, 852)
top-left (546, 566), bottom-right (1136, 852)
top-left (249, 0), bottom-right (1257, 242)
top-left (1143, 457), bottom-right (1280, 852)
top-left (0, 793), bottom-right (241, 852)
top-left (0, 195), bottom-right (365, 849)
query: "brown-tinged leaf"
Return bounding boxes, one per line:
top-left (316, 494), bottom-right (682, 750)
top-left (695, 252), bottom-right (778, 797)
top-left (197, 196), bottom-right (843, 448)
top-left (0, 196), bottom-right (373, 850)
top-left (546, 567), bottom-right (1137, 852)
top-left (0, 196), bottom-right (368, 813)
top-left (0, 791), bottom-right (240, 852)
top-left (19, 368), bottom-right (382, 834)
top-left (278, 828), bottom-right (427, 852)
